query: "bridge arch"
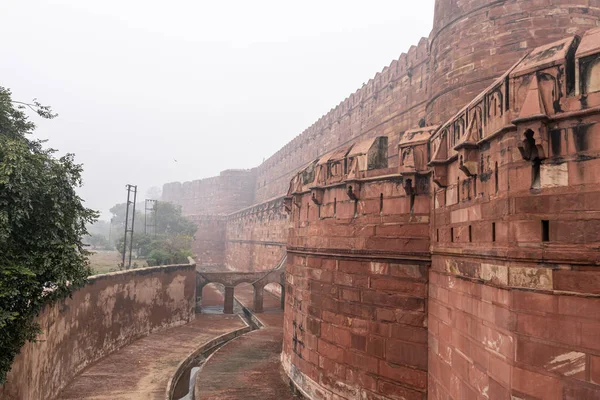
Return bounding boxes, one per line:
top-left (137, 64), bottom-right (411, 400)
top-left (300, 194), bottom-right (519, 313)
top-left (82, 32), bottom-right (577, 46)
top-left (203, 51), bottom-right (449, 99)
top-left (195, 255), bottom-right (286, 314)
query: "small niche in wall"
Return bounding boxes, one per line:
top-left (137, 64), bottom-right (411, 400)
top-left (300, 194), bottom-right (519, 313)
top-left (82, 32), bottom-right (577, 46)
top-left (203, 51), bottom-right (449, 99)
top-left (469, 225), bottom-right (472, 242)
top-left (436, 229), bottom-right (439, 242)
top-left (450, 227), bottom-right (454, 243)
top-left (333, 198), bottom-right (337, 217)
top-left (542, 220), bottom-right (550, 242)
top-left (494, 162), bottom-right (499, 194)
top-left (379, 193), bottom-right (384, 214)
top-left (492, 222), bottom-right (496, 242)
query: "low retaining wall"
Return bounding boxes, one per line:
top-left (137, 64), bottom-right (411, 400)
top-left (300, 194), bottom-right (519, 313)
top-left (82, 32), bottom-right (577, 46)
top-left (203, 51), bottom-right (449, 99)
top-left (0, 263), bottom-right (196, 400)
top-left (165, 317), bottom-right (252, 400)
top-left (167, 293), bottom-right (264, 400)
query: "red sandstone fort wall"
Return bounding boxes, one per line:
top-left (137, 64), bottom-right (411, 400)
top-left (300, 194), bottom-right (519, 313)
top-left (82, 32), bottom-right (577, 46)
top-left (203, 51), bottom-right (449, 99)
top-left (163, 169), bottom-right (257, 216)
top-left (427, 0), bottom-right (600, 124)
top-left (0, 264), bottom-right (196, 400)
top-left (224, 197), bottom-right (288, 272)
top-left (157, 4), bottom-right (600, 399)
top-left (428, 30), bottom-right (600, 399)
top-left (190, 215), bottom-right (227, 267)
top-left (254, 38), bottom-right (430, 203)
top-left (282, 177), bottom-right (431, 399)
top-left (281, 25), bottom-right (600, 399)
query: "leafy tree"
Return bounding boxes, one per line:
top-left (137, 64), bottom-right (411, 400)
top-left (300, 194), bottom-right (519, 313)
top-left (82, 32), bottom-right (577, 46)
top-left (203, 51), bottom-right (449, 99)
top-left (108, 202), bottom-right (144, 234)
top-left (86, 233), bottom-right (110, 249)
top-left (111, 201), bottom-right (196, 269)
top-left (154, 201), bottom-right (196, 237)
top-left (146, 235), bottom-right (193, 266)
top-left (0, 87), bottom-right (97, 383)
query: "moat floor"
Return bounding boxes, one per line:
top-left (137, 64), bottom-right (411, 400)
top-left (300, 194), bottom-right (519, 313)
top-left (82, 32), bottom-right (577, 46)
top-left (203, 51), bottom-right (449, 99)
top-left (58, 285), bottom-right (246, 400)
top-left (194, 284), bottom-right (296, 400)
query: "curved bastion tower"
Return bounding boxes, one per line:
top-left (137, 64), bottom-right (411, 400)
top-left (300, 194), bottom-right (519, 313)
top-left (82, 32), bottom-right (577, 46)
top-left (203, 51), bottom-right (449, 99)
top-left (427, 0), bottom-right (600, 124)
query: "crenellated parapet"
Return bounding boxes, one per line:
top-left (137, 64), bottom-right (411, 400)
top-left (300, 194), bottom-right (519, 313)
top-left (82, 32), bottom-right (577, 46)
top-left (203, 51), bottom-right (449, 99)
top-left (255, 38), bottom-right (431, 203)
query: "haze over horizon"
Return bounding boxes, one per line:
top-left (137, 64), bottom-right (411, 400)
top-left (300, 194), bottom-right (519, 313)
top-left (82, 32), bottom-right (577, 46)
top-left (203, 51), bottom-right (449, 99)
top-left (0, 0), bottom-right (435, 219)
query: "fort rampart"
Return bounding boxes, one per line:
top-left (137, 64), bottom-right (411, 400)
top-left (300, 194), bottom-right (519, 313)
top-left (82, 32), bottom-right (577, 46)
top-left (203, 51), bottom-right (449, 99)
top-left (161, 1), bottom-right (600, 399)
top-left (0, 264), bottom-right (196, 400)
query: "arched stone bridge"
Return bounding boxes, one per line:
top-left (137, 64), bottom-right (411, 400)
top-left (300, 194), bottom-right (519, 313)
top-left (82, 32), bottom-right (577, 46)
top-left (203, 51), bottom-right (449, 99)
top-left (196, 255), bottom-right (286, 314)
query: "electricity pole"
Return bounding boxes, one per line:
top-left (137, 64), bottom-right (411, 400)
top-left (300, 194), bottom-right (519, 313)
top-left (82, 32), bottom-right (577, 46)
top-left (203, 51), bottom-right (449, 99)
top-left (122, 184), bottom-right (137, 269)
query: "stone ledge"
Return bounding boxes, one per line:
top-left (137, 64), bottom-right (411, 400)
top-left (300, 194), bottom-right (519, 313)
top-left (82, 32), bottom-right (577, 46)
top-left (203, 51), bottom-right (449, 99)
top-left (165, 314), bottom-right (252, 400)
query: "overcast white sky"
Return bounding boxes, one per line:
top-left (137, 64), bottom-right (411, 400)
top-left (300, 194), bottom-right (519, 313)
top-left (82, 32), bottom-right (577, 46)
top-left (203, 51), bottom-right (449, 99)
top-left (1, 0), bottom-right (435, 218)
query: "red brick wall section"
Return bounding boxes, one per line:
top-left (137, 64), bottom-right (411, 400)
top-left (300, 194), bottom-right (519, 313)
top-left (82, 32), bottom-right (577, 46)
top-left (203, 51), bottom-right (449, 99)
top-left (224, 197), bottom-right (288, 272)
top-left (0, 264), bottom-right (196, 400)
top-left (254, 38), bottom-right (430, 203)
top-left (282, 177), bottom-right (431, 400)
top-left (190, 215), bottom-right (226, 267)
top-left (163, 169), bottom-right (257, 216)
top-left (427, 0), bottom-right (600, 124)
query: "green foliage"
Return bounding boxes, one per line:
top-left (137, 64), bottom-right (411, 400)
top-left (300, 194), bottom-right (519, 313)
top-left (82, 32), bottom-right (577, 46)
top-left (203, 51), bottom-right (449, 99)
top-left (0, 87), bottom-right (97, 383)
top-left (109, 202), bottom-right (144, 233)
top-left (111, 200), bottom-right (197, 269)
top-left (153, 202), bottom-right (196, 237)
top-left (146, 235), bottom-right (193, 266)
top-left (86, 233), bottom-right (110, 250)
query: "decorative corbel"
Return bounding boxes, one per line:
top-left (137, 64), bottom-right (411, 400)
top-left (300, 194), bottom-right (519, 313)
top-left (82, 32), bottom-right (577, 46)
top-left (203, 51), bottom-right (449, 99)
top-left (454, 114), bottom-right (481, 177)
top-left (403, 175), bottom-right (415, 196)
top-left (517, 125), bottom-right (548, 161)
top-left (456, 144), bottom-right (480, 177)
top-left (513, 75), bottom-right (550, 161)
top-left (346, 183), bottom-right (359, 201)
top-left (429, 161), bottom-right (448, 188)
top-left (427, 129), bottom-right (449, 188)
top-left (283, 196), bottom-right (293, 214)
top-left (310, 188), bottom-right (324, 205)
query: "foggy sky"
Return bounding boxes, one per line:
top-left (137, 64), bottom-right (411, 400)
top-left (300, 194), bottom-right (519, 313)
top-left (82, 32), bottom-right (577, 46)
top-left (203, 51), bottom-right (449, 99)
top-left (1, 0), bottom-right (435, 219)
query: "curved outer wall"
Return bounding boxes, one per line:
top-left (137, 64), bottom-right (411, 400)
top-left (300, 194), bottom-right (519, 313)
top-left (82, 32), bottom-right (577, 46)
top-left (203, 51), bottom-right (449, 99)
top-left (0, 264), bottom-right (196, 400)
top-left (427, 0), bottom-right (600, 124)
top-left (283, 178), bottom-right (431, 399)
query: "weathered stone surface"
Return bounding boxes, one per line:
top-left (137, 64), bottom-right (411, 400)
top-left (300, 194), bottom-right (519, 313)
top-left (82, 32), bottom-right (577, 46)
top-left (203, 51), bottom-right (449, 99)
top-left (156, 2), bottom-right (600, 400)
top-left (0, 264), bottom-right (196, 400)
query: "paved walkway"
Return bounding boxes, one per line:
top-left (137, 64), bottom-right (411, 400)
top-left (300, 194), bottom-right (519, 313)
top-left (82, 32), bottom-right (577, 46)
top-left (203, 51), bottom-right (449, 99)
top-left (194, 284), bottom-right (296, 400)
top-left (59, 285), bottom-right (245, 400)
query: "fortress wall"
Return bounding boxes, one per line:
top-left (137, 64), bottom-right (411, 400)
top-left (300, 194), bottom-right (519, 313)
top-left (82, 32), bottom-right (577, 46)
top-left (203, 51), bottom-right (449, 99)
top-left (163, 169), bottom-right (257, 216)
top-left (223, 197), bottom-right (288, 272)
top-left (190, 215), bottom-right (227, 267)
top-left (0, 264), bottom-right (196, 400)
top-left (254, 38), bottom-right (430, 203)
top-left (427, 0), bottom-right (600, 124)
top-left (427, 32), bottom-right (600, 398)
top-left (282, 26), bottom-right (600, 399)
top-left (282, 177), bottom-right (431, 399)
